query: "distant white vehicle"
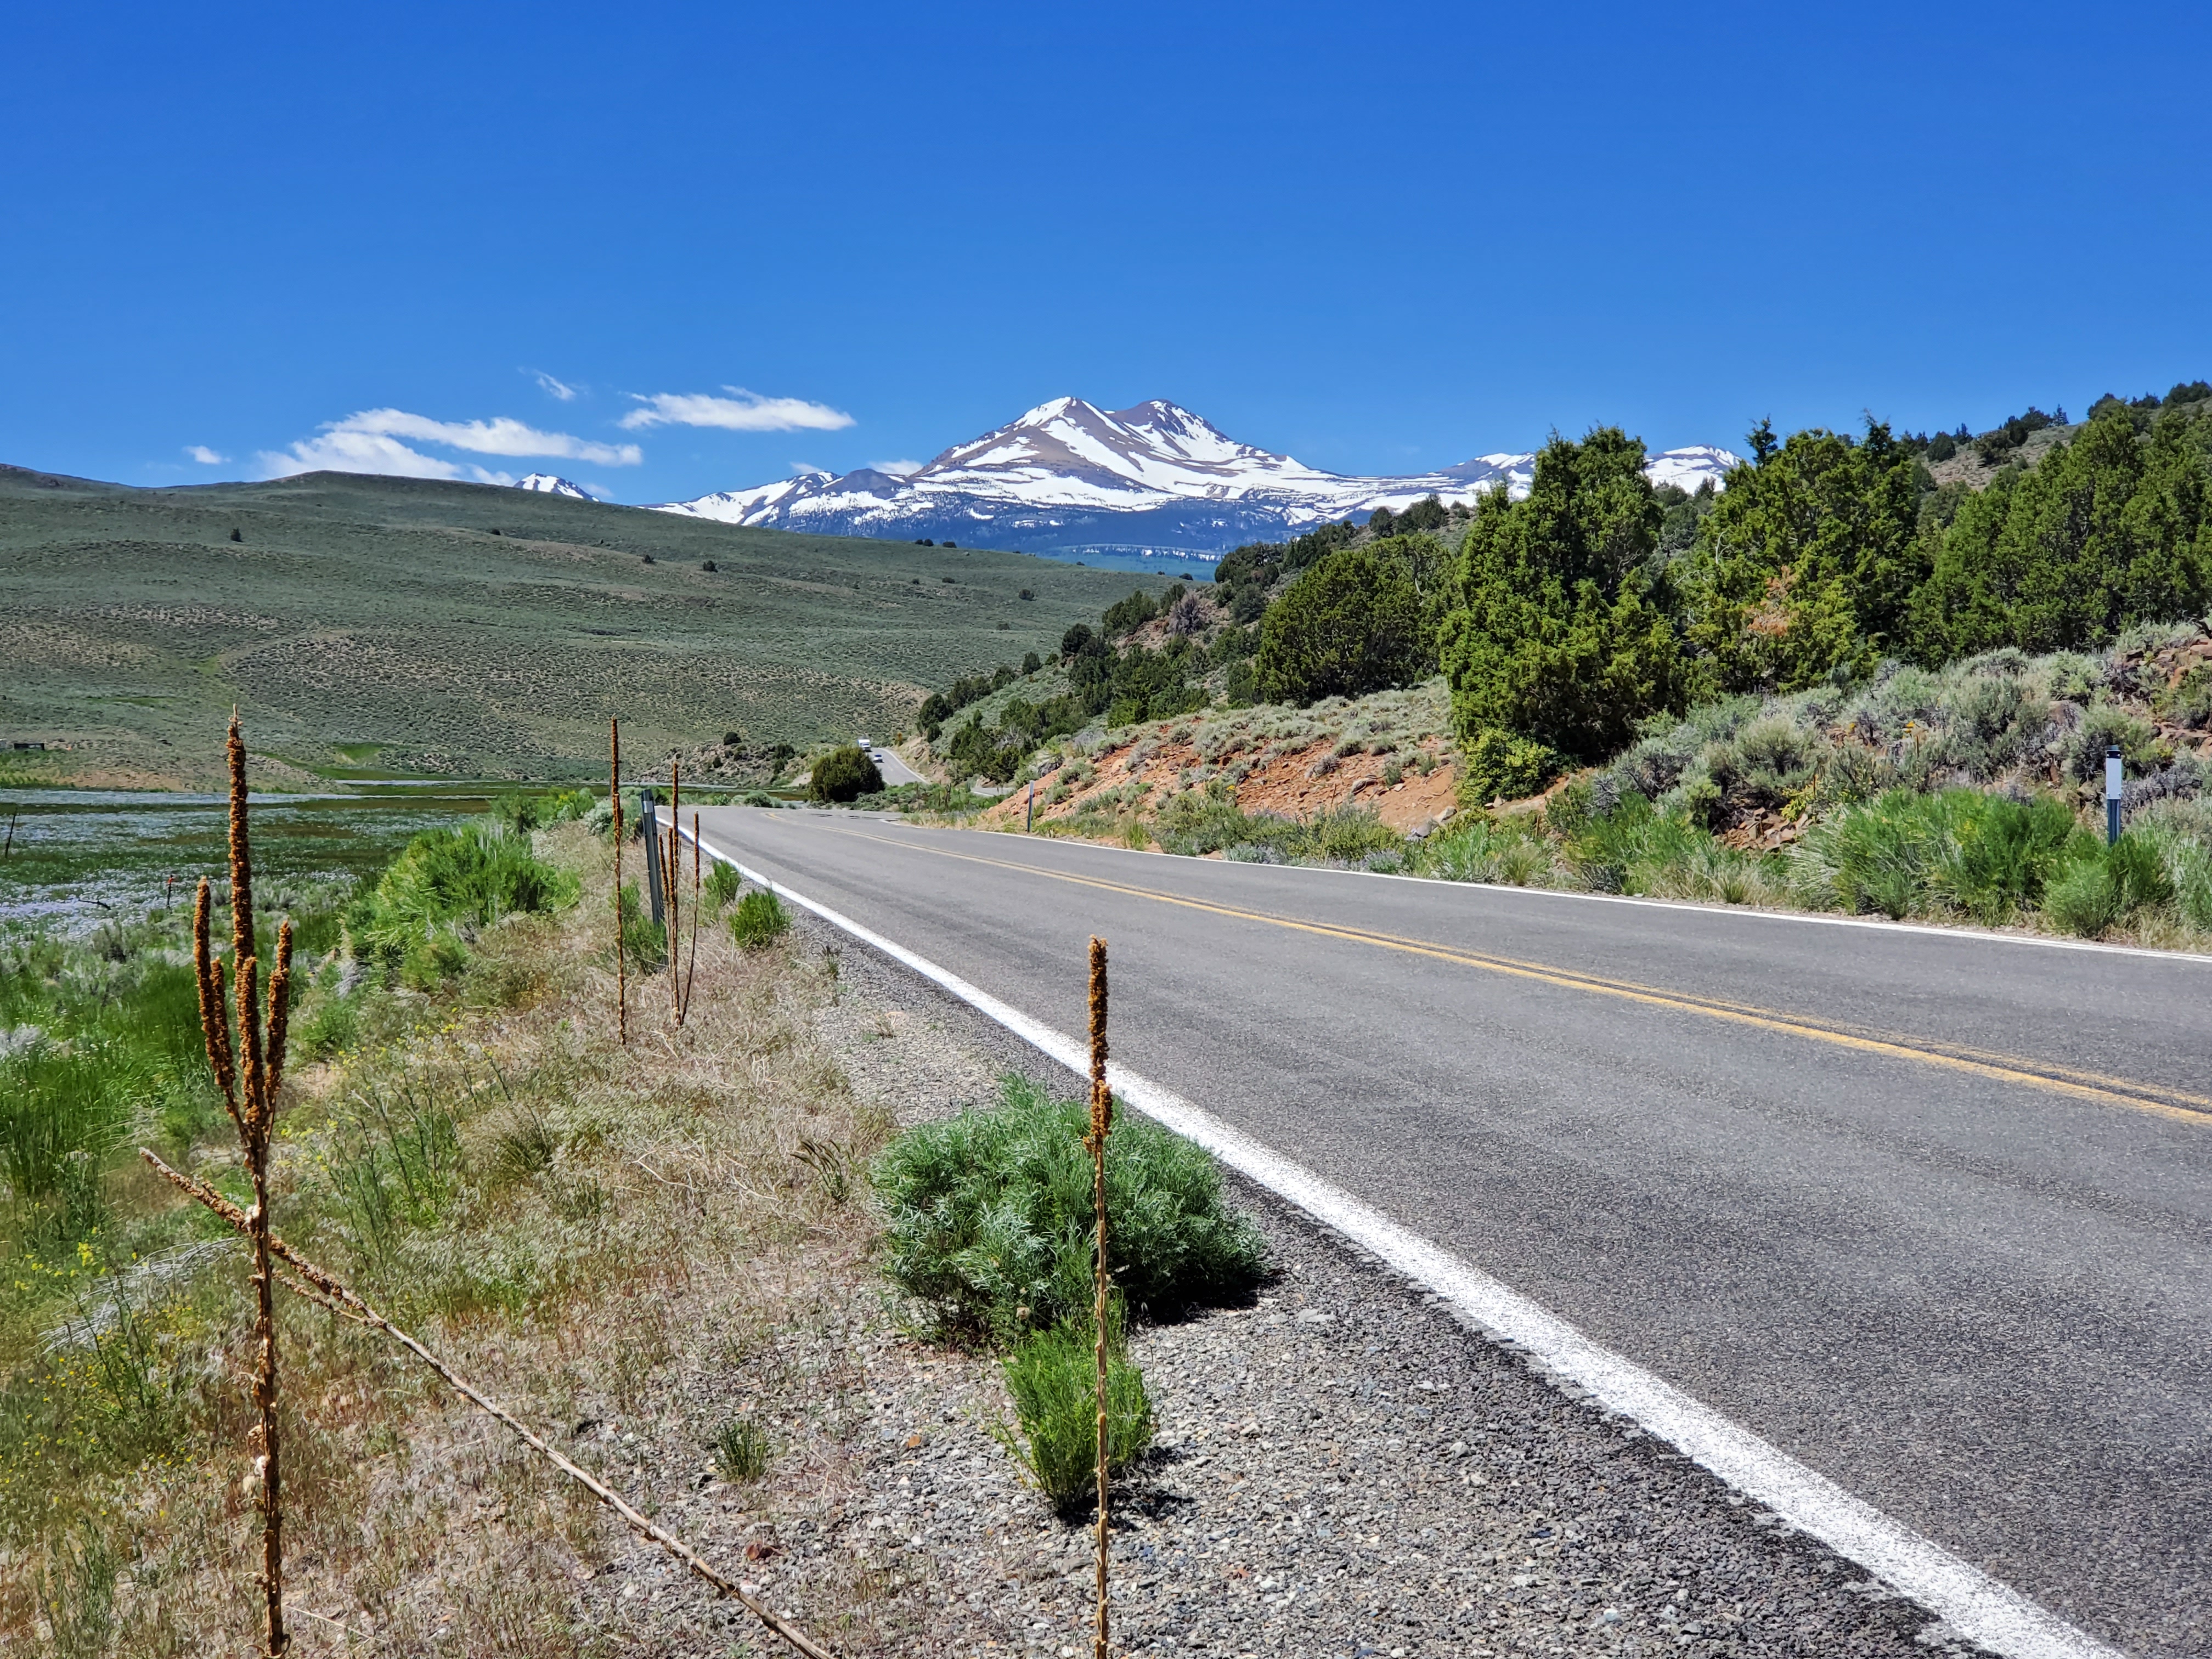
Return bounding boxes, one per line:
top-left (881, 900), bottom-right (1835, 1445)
top-left (855, 736), bottom-right (873, 750)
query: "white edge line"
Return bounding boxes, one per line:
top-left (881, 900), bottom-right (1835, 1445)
top-left (677, 819), bottom-right (2126, 1659)
top-left (927, 819), bottom-right (2212, 970)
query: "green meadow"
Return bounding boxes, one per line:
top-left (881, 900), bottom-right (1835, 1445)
top-left (0, 465), bottom-right (1166, 788)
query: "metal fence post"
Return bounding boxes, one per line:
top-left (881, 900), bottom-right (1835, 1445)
top-left (2106, 746), bottom-right (2123, 846)
top-left (639, 786), bottom-right (666, 929)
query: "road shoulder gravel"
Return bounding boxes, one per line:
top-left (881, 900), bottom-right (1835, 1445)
top-left (698, 906), bottom-right (1994, 1658)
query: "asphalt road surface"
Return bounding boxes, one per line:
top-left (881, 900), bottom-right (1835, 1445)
top-left (687, 806), bottom-right (2212, 1656)
top-left (867, 744), bottom-right (925, 786)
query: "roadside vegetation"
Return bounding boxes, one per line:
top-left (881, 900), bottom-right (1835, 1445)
top-left (891, 380), bottom-right (2212, 950)
top-left (871, 1075), bottom-right (1266, 1510)
top-left (2, 771), bottom-right (1274, 1647)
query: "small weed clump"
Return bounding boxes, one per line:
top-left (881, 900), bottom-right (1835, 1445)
top-left (992, 1311), bottom-right (1154, 1515)
top-left (871, 1075), bottom-right (1266, 1345)
top-left (730, 889), bottom-right (791, 950)
top-left (703, 859), bottom-right (744, 910)
top-left (710, 1418), bottom-right (774, 1483)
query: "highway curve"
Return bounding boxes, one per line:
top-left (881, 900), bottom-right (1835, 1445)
top-left (686, 806), bottom-right (2212, 1657)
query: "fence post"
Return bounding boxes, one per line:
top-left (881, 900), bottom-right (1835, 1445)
top-left (640, 786), bottom-right (666, 929)
top-left (2106, 746), bottom-right (2123, 847)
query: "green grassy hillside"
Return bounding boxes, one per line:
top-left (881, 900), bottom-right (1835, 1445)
top-left (0, 465), bottom-right (1159, 787)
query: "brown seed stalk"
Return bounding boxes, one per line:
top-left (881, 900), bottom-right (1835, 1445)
top-left (665, 760), bottom-right (683, 1023)
top-left (198, 712), bottom-right (291, 1657)
top-left (684, 810), bottom-right (703, 1021)
top-left (1086, 934), bottom-right (1111, 1659)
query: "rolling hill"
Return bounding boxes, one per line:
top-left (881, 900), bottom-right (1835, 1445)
top-left (0, 464), bottom-right (1158, 789)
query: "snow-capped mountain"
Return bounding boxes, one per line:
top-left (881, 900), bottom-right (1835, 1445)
top-left (515, 472), bottom-right (594, 499)
top-left (651, 399), bottom-right (1739, 560)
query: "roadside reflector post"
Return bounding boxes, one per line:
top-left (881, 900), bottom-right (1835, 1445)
top-left (640, 785), bottom-right (665, 930)
top-left (2106, 745), bottom-right (2123, 846)
top-left (1026, 778), bottom-right (1035, 832)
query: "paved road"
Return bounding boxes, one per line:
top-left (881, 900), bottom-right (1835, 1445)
top-left (688, 807), bottom-right (2212, 1656)
top-left (867, 745), bottom-right (925, 786)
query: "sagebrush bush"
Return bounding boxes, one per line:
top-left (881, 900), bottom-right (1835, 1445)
top-left (992, 1313), bottom-right (1155, 1514)
top-left (729, 888), bottom-right (790, 950)
top-left (871, 1075), bottom-right (1266, 1344)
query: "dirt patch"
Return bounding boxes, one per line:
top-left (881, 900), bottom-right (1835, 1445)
top-left (983, 721), bottom-right (1461, 838)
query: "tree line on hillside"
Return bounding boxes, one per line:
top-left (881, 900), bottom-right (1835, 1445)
top-left (909, 382), bottom-right (2212, 791)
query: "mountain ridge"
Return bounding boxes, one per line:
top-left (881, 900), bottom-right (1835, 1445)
top-left (651, 398), bottom-right (1741, 561)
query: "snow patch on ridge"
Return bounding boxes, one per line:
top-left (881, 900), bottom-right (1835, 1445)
top-left (651, 398), bottom-right (1741, 557)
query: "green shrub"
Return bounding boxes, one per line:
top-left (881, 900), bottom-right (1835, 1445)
top-left (871, 1075), bottom-right (1266, 1344)
top-left (1417, 816), bottom-right (1549, 884)
top-left (703, 859), bottom-right (744, 910)
top-left (494, 787), bottom-right (596, 834)
top-left (1793, 788), bottom-right (2088, 923)
top-left (2153, 663), bottom-right (2212, 729)
top-left (346, 821), bottom-right (578, 987)
top-left (1459, 728), bottom-right (1559, 806)
top-left (992, 1313), bottom-right (1155, 1514)
top-left (730, 888), bottom-right (790, 950)
top-left (1254, 547), bottom-right (1425, 706)
top-left (809, 743), bottom-right (884, 803)
top-left (2042, 833), bottom-right (2176, 938)
top-left (293, 991), bottom-right (362, 1062)
top-left (0, 1032), bottom-right (147, 1244)
top-left (1305, 804), bottom-right (1402, 864)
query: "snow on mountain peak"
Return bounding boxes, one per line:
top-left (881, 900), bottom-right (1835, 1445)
top-left (650, 400), bottom-right (1741, 558)
top-left (515, 473), bottom-right (594, 498)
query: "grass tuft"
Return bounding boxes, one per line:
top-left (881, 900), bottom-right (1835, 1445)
top-left (991, 1312), bottom-right (1154, 1515)
top-left (710, 1417), bottom-right (775, 1483)
top-left (729, 888), bottom-right (791, 950)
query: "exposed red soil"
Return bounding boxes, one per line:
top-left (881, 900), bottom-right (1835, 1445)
top-left (979, 721), bottom-right (1460, 834)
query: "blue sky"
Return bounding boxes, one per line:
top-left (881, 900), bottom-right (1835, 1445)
top-left (5, 2), bottom-right (2209, 504)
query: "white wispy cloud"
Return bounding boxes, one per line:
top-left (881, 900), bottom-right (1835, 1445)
top-left (332, 409), bottom-right (641, 465)
top-left (619, 387), bottom-right (854, 433)
top-left (255, 431), bottom-right (467, 481)
top-left (870, 458), bottom-right (924, 477)
top-left (530, 370), bottom-right (578, 401)
top-left (184, 444), bottom-right (228, 465)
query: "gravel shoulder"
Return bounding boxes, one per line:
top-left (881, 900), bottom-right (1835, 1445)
top-left (588, 907), bottom-right (1993, 1658)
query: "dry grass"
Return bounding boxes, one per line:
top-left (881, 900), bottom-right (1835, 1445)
top-left (0, 822), bottom-right (906, 1655)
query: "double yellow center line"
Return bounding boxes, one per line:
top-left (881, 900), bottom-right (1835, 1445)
top-left (833, 826), bottom-right (2212, 1127)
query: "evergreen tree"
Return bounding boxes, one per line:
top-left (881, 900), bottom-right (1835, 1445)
top-left (1911, 402), bottom-right (2212, 657)
top-left (1679, 418), bottom-right (1923, 693)
top-left (1438, 427), bottom-right (1681, 759)
top-left (1255, 546), bottom-right (1424, 705)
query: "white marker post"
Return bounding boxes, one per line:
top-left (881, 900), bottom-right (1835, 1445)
top-left (2106, 744), bottom-right (2123, 846)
